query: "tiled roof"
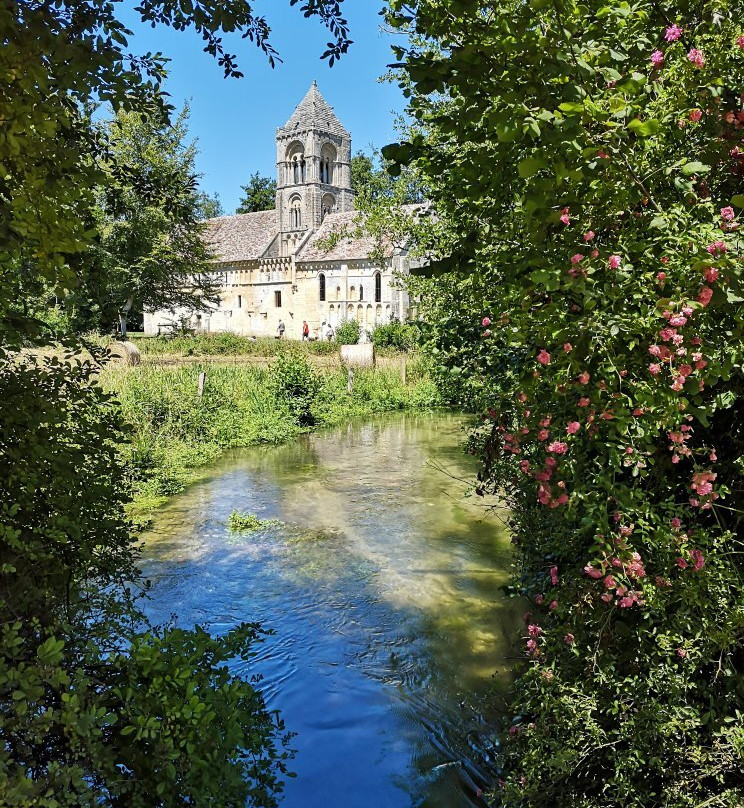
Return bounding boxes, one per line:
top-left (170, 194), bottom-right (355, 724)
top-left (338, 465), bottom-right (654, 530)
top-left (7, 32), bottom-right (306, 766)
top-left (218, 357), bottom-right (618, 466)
top-left (205, 210), bottom-right (278, 263)
top-left (296, 211), bottom-right (391, 263)
top-left (280, 81), bottom-right (348, 137)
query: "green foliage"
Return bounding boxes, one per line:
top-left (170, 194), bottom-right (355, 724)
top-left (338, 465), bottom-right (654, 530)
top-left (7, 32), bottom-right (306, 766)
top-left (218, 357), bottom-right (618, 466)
top-left (371, 320), bottom-right (420, 351)
top-left (128, 333), bottom-right (338, 357)
top-left (229, 511), bottom-right (268, 531)
top-left (236, 172), bottom-right (277, 214)
top-left (388, 1), bottom-right (744, 806)
top-left (270, 352), bottom-right (321, 426)
top-left (0, 352), bottom-right (290, 806)
top-left (334, 318), bottom-right (361, 345)
top-left (196, 190), bottom-right (224, 219)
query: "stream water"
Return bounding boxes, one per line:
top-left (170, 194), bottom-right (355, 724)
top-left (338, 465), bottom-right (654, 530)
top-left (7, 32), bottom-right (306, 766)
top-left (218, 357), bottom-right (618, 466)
top-left (140, 412), bottom-right (521, 807)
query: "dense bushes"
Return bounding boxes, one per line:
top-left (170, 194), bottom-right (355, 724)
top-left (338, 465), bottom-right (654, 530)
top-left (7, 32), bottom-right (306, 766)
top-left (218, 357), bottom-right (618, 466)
top-left (126, 333), bottom-right (338, 357)
top-left (388, 0), bottom-right (744, 806)
top-left (371, 320), bottom-right (420, 351)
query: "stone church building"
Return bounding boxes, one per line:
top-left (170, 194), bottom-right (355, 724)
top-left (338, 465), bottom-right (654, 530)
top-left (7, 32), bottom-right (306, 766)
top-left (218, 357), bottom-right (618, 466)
top-left (144, 82), bottom-right (414, 340)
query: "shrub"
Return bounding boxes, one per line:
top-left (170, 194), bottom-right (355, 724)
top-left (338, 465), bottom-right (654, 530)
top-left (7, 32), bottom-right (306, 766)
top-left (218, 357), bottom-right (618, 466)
top-left (371, 320), bottom-right (419, 351)
top-left (334, 318), bottom-right (360, 345)
top-left (269, 352), bottom-right (320, 427)
top-left (228, 511), bottom-right (267, 531)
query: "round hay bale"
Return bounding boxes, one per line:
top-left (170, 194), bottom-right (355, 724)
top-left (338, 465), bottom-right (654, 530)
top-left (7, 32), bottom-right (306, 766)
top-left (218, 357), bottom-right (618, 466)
top-left (111, 341), bottom-right (141, 366)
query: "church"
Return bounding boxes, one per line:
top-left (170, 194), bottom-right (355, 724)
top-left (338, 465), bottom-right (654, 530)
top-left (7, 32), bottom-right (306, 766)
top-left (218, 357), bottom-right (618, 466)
top-left (144, 82), bottom-right (415, 340)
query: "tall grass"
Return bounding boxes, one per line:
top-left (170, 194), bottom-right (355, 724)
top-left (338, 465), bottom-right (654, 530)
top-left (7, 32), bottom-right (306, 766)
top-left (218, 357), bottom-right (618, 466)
top-left (99, 355), bottom-right (442, 519)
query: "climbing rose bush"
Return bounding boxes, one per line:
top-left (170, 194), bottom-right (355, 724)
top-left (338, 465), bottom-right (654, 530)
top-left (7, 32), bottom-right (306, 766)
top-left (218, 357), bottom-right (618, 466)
top-left (385, 0), bottom-right (744, 805)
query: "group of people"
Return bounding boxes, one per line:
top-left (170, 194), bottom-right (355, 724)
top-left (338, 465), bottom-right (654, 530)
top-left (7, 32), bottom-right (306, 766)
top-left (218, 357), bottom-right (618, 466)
top-left (276, 319), bottom-right (334, 341)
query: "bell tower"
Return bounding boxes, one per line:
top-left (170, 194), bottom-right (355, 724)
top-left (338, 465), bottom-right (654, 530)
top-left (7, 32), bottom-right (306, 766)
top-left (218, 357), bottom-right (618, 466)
top-left (275, 81), bottom-right (354, 255)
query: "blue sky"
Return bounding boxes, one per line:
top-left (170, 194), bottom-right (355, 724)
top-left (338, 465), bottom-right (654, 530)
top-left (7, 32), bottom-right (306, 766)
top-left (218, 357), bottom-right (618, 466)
top-left (120, 1), bottom-right (407, 214)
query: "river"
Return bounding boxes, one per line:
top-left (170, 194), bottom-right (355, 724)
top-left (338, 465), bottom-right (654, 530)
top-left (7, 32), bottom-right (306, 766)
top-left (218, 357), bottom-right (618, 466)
top-left (140, 412), bottom-right (520, 807)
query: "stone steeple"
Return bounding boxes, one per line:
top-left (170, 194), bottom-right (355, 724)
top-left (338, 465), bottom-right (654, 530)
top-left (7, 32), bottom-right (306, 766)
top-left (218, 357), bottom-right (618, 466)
top-left (275, 82), bottom-right (354, 256)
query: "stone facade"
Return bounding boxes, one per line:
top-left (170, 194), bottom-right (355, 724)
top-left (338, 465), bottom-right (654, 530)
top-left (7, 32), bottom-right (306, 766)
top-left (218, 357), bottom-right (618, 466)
top-left (144, 82), bottom-right (414, 340)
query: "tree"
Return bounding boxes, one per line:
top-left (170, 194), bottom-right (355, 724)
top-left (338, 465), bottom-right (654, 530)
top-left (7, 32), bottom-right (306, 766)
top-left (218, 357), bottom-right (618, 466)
top-left (236, 172), bottom-right (277, 213)
top-left (91, 106), bottom-right (222, 337)
top-left (385, 1), bottom-right (744, 806)
top-left (196, 190), bottom-right (225, 219)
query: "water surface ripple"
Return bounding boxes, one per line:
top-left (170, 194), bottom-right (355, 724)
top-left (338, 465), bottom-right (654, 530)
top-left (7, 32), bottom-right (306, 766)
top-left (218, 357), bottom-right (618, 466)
top-left (141, 413), bottom-right (521, 807)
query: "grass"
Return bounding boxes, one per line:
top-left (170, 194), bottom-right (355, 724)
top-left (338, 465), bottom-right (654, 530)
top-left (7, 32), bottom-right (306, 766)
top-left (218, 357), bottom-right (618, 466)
top-left (98, 353), bottom-right (442, 523)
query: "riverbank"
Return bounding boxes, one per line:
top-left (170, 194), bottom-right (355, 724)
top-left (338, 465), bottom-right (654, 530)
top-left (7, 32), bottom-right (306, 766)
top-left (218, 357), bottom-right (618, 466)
top-left (99, 353), bottom-right (442, 523)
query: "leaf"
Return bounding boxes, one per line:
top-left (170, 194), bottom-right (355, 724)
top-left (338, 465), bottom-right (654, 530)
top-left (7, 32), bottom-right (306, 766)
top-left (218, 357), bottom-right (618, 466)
top-left (680, 161), bottom-right (711, 175)
top-left (518, 157), bottom-right (544, 178)
top-left (731, 194), bottom-right (744, 208)
top-left (558, 102), bottom-right (585, 115)
top-left (627, 118), bottom-right (660, 136)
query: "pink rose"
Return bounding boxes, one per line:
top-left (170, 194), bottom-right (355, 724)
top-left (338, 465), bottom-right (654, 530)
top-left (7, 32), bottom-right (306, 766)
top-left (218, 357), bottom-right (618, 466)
top-left (649, 363), bottom-right (661, 376)
top-left (482, 316), bottom-right (491, 327)
top-left (707, 241), bottom-right (726, 255)
top-left (656, 272), bottom-right (666, 284)
top-left (566, 421), bottom-right (581, 434)
top-left (537, 349), bottom-right (551, 365)
top-left (650, 50), bottom-right (664, 67)
top-left (584, 564), bottom-right (603, 579)
top-left (704, 267), bottom-right (719, 282)
top-left (738, 35), bottom-right (744, 48)
top-left (608, 254), bottom-right (622, 269)
top-left (583, 231), bottom-right (595, 241)
top-left (564, 633), bottom-right (575, 645)
top-left (665, 24), bottom-right (682, 41)
top-left (687, 48), bottom-right (705, 68)
top-left (697, 286), bottom-right (713, 307)
top-left (578, 397), bottom-right (590, 407)
top-left (578, 372), bottom-right (590, 385)
top-left (571, 253), bottom-right (584, 264)
top-left (547, 441), bottom-right (568, 454)
top-left (550, 565), bottom-right (559, 585)
top-left (721, 206), bottom-right (735, 222)
top-left (560, 206), bottom-right (571, 225)
top-left (689, 108), bottom-right (702, 122)
top-left (676, 648), bottom-right (687, 658)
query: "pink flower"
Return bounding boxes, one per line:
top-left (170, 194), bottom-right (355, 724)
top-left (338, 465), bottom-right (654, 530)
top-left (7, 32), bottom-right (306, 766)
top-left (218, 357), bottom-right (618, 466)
top-left (608, 254), bottom-right (622, 269)
top-left (676, 648), bottom-right (687, 658)
top-left (721, 206), bottom-right (735, 222)
top-left (603, 575), bottom-right (616, 589)
top-left (547, 441), bottom-right (568, 454)
top-left (578, 397), bottom-right (590, 407)
top-left (537, 429), bottom-right (549, 442)
top-left (564, 633), bottom-right (575, 645)
top-left (578, 372), bottom-right (590, 385)
top-left (549, 600), bottom-right (558, 610)
top-left (665, 24), bottom-right (682, 41)
top-left (697, 286), bottom-right (713, 307)
top-left (707, 241), bottom-right (726, 255)
top-left (687, 48), bottom-right (705, 68)
top-left (528, 623), bottom-right (541, 638)
top-left (689, 108), bottom-right (702, 122)
top-left (649, 363), bottom-right (661, 376)
top-left (704, 267), bottom-right (719, 282)
top-left (656, 272), bottom-right (666, 284)
top-left (669, 315), bottom-right (687, 327)
top-left (526, 639), bottom-right (539, 656)
top-left (550, 566), bottom-right (559, 586)
top-left (677, 557), bottom-right (688, 569)
top-left (519, 460), bottom-right (531, 474)
top-left (560, 206), bottom-right (571, 225)
top-left (534, 594), bottom-right (545, 605)
top-left (689, 549), bottom-right (705, 571)
top-left (562, 343), bottom-right (573, 354)
top-left (651, 50), bottom-right (665, 67)
top-left (738, 35), bottom-right (744, 48)
top-left (584, 564), bottom-right (603, 579)
top-left (571, 253), bottom-right (584, 264)
top-left (482, 316), bottom-right (491, 327)
top-left (566, 421), bottom-right (581, 434)
top-left (584, 231), bottom-right (595, 242)
top-left (537, 349), bottom-right (551, 365)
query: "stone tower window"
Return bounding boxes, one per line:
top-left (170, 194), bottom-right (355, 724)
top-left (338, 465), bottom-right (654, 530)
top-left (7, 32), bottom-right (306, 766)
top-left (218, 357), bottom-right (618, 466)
top-left (286, 142), bottom-right (306, 185)
top-left (320, 143), bottom-right (337, 184)
top-left (319, 272), bottom-right (326, 302)
top-left (289, 196), bottom-right (302, 229)
top-left (374, 271), bottom-right (382, 303)
top-left (359, 284), bottom-right (364, 301)
top-left (321, 193), bottom-right (336, 220)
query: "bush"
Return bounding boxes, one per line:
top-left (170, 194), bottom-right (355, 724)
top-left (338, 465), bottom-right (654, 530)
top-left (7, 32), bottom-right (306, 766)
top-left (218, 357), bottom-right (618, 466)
top-left (371, 320), bottom-right (419, 351)
top-left (269, 352), bottom-right (321, 427)
top-left (333, 318), bottom-right (360, 345)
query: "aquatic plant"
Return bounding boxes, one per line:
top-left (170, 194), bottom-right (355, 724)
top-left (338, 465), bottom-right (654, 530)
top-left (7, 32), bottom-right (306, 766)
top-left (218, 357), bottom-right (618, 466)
top-left (228, 511), bottom-right (269, 531)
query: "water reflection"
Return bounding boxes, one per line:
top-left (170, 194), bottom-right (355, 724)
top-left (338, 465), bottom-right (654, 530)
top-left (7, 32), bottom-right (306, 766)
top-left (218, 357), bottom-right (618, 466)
top-left (141, 413), bottom-right (521, 807)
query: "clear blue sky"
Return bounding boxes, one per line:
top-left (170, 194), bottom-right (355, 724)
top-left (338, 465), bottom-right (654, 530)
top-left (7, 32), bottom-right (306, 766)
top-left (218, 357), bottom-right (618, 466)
top-left (120, 1), bottom-right (407, 214)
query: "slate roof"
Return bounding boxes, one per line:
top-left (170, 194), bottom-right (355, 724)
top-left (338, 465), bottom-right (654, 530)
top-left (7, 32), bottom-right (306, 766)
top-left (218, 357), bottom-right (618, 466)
top-left (204, 210), bottom-right (278, 263)
top-left (296, 211), bottom-right (392, 263)
top-left (280, 81), bottom-right (349, 138)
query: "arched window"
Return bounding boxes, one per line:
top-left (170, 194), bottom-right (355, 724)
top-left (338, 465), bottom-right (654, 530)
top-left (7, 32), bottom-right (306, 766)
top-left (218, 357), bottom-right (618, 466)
top-left (359, 285), bottom-right (364, 301)
top-left (320, 143), bottom-right (336, 185)
top-left (374, 272), bottom-right (382, 303)
top-left (286, 141), bottom-right (305, 186)
top-left (319, 273), bottom-right (326, 302)
top-left (321, 193), bottom-right (336, 220)
top-left (289, 196), bottom-right (302, 229)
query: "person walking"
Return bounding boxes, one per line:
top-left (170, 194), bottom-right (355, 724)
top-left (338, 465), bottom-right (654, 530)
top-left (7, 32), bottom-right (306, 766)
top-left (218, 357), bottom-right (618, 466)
top-left (302, 320), bottom-right (309, 341)
top-left (277, 319), bottom-right (285, 339)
